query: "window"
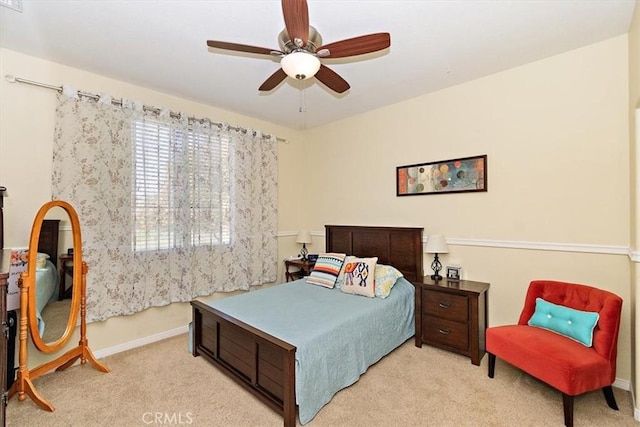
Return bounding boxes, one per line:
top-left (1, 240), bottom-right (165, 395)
top-left (132, 119), bottom-right (231, 251)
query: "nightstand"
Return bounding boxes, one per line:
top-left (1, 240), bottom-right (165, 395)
top-left (284, 259), bottom-right (316, 282)
top-left (58, 254), bottom-right (74, 300)
top-left (413, 278), bottom-right (489, 365)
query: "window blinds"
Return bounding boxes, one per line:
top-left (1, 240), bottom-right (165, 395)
top-left (132, 119), bottom-right (231, 252)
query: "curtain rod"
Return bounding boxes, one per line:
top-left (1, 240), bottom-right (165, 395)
top-left (4, 74), bottom-right (287, 143)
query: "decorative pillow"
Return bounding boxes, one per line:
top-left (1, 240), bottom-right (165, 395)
top-left (528, 297), bottom-right (599, 347)
top-left (375, 264), bottom-right (404, 298)
top-left (306, 253), bottom-right (346, 288)
top-left (340, 257), bottom-right (378, 298)
top-left (36, 252), bottom-right (50, 269)
top-left (335, 255), bottom-right (356, 288)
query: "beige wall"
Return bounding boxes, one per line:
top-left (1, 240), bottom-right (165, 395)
top-left (0, 48), bottom-right (304, 364)
top-left (300, 35), bottom-right (632, 382)
top-left (629, 0), bottom-right (640, 415)
top-left (0, 30), bottom-right (636, 393)
top-left (0, 48), bottom-right (304, 248)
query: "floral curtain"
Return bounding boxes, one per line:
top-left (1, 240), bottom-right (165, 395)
top-left (52, 90), bottom-right (278, 322)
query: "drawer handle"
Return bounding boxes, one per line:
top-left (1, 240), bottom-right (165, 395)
top-left (438, 302), bottom-right (450, 309)
top-left (438, 328), bottom-right (451, 335)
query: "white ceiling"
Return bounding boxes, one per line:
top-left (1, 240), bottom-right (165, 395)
top-left (0, 1), bottom-right (636, 129)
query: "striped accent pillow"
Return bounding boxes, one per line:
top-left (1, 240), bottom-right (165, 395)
top-left (306, 253), bottom-right (346, 288)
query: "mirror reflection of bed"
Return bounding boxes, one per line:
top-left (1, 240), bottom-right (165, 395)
top-left (35, 207), bottom-right (73, 346)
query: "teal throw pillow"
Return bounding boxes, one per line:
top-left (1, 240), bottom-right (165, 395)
top-left (528, 298), bottom-right (599, 347)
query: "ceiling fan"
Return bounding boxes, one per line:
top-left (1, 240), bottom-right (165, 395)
top-left (206, 0), bottom-right (390, 94)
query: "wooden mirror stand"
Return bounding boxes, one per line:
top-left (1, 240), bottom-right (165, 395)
top-left (8, 200), bottom-right (109, 411)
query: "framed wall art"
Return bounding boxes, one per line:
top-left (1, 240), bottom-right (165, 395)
top-left (396, 155), bottom-right (487, 196)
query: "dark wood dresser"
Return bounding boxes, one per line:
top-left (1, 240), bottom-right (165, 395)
top-left (413, 278), bottom-right (489, 365)
top-left (0, 186), bottom-right (7, 426)
top-left (0, 249), bottom-right (9, 426)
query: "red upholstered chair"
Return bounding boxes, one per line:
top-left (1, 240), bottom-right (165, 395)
top-left (486, 280), bottom-right (622, 427)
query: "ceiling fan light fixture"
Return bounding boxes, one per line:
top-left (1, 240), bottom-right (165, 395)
top-left (281, 51), bottom-right (320, 80)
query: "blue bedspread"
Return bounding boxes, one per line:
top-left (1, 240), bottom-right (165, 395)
top-left (206, 277), bottom-right (415, 424)
top-left (35, 260), bottom-right (58, 336)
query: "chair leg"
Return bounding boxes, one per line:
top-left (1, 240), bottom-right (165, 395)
top-left (562, 393), bottom-right (574, 427)
top-left (602, 386), bottom-right (619, 410)
top-left (488, 353), bottom-right (495, 378)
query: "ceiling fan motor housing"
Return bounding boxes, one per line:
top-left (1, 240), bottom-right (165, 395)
top-left (278, 26), bottom-right (322, 53)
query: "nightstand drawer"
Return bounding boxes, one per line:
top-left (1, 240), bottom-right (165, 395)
top-left (423, 291), bottom-right (468, 322)
top-left (423, 315), bottom-right (469, 351)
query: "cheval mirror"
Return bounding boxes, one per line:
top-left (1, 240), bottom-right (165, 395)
top-left (9, 200), bottom-right (109, 411)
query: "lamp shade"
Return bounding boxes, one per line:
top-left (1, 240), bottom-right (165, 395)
top-left (296, 230), bottom-right (312, 244)
top-left (425, 235), bottom-right (449, 254)
top-left (281, 51), bottom-right (321, 80)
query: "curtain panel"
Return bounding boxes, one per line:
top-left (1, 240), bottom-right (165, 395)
top-left (52, 92), bottom-right (278, 322)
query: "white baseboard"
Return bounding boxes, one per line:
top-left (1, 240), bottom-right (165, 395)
top-left (93, 325), bottom-right (188, 360)
top-left (614, 378), bottom-right (631, 391)
top-left (631, 381), bottom-right (640, 422)
top-left (614, 379), bottom-right (640, 423)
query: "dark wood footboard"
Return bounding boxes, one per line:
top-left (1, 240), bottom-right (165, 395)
top-left (191, 300), bottom-right (296, 427)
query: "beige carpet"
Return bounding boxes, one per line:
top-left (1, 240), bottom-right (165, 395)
top-left (6, 334), bottom-right (636, 426)
top-left (40, 300), bottom-right (71, 344)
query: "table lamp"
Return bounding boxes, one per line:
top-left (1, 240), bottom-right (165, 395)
top-left (296, 230), bottom-right (312, 261)
top-left (425, 234), bottom-right (449, 280)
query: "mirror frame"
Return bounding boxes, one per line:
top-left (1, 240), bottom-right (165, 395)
top-left (25, 200), bottom-right (81, 352)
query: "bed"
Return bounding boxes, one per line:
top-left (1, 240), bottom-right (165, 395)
top-left (34, 220), bottom-right (61, 336)
top-left (34, 259), bottom-right (58, 336)
top-left (191, 225), bottom-right (423, 426)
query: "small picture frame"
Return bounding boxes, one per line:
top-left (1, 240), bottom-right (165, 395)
top-left (446, 266), bottom-right (462, 281)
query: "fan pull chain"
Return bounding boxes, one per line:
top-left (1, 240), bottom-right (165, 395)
top-left (298, 85), bottom-right (307, 113)
top-left (296, 82), bottom-right (308, 129)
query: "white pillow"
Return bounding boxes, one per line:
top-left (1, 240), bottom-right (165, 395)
top-left (339, 257), bottom-right (378, 298)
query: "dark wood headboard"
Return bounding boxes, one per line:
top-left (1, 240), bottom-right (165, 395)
top-left (325, 225), bottom-right (424, 282)
top-left (38, 219), bottom-right (60, 266)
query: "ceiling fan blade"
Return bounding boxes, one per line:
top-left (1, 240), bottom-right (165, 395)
top-left (207, 40), bottom-right (280, 56)
top-left (281, 0), bottom-right (309, 46)
top-left (315, 65), bottom-right (350, 94)
top-left (318, 33), bottom-right (391, 58)
top-left (259, 68), bottom-right (288, 91)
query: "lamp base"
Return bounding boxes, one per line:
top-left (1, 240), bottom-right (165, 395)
top-left (300, 244), bottom-right (308, 261)
top-left (430, 253), bottom-right (443, 282)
